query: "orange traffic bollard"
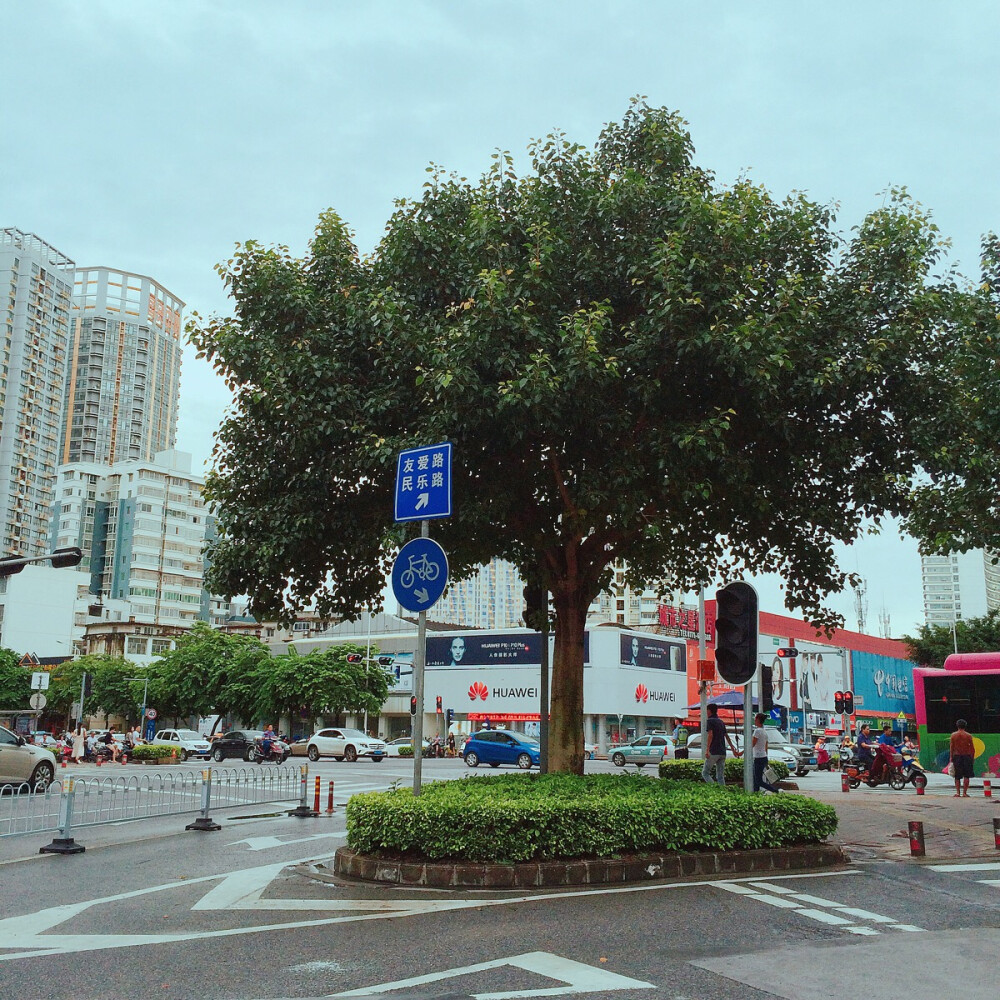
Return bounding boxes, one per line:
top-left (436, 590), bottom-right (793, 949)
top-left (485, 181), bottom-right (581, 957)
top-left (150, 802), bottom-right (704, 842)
top-left (908, 821), bottom-right (925, 857)
top-left (313, 775), bottom-right (321, 815)
top-left (326, 780), bottom-right (335, 814)
top-left (994, 817), bottom-right (1000, 851)
top-left (984, 779), bottom-right (992, 798)
top-left (916, 781), bottom-right (924, 795)
top-left (841, 773), bottom-right (850, 792)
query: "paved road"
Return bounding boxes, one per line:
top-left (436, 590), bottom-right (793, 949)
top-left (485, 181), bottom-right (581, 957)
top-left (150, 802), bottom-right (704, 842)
top-left (2, 758), bottom-right (999, 999)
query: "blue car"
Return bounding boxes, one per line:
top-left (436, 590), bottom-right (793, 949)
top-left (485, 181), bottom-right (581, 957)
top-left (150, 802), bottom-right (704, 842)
top-left (464, 730), bottom-right (540, 770)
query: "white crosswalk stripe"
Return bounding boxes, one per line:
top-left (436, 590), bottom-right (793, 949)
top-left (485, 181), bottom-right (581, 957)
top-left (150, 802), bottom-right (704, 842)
top-left (713, 878), bottom-right (924, 935)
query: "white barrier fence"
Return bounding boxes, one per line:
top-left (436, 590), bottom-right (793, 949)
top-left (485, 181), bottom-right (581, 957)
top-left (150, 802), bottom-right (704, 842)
top-left (0, 766), bottom-right (308, 848)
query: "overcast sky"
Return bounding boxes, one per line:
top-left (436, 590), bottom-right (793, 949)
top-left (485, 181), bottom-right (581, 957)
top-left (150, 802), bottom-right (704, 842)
top-left (3, 2), bottom-right (997, 636)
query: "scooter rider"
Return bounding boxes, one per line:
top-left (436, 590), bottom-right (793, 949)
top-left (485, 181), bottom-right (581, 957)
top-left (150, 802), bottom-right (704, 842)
top-left (856, 724), bottom-right (875, 771)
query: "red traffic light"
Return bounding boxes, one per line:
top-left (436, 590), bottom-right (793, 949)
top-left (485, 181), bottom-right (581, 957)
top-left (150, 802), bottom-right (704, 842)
top-left (345, 653), bottom-right (363, 664)
top-left (834, 691), bottom-right (845, 714)
top-left (409, 696), bottom-right (417, 716)
top-left (843, 690), bottom-right (855, 715)
top-left (776, 647), bottom-right (799, 658)
top-left (435, 695), bottom-right (443, 713)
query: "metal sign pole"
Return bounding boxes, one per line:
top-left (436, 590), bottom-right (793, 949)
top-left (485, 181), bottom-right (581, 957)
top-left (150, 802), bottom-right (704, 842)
top-left (699, 591), bottom-right (708, 753)
top-left (539, 604), bottom-right (549, 773)
top-left (412, 520), bottom-right (428, 796)
top-left (745, 672), bottom-right (756, 792)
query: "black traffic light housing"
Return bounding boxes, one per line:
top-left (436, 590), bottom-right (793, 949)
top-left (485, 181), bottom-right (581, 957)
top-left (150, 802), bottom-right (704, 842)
top-left (377, 655), bottom-right (394, 667)
top-left (759, 663), bottom-right (773, 715)
top-left (776, 647), bottom-right (799, 658)
top-left (446, 708), bottom-right (454, 725)
top-left (409, 696), bottom-right (417, 716)
top-left (834, 691), bottom-right (845, 714)
top-left (435, 695), bottom-right (443, 714)
top-left (843, 690), bottom-right (855, 715)
top-left (346, 653), bottom-right (363, 664)
top-left (714, 582), bottom-right (759, 685)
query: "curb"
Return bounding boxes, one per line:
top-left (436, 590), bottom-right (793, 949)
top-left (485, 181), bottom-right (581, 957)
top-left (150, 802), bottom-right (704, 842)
top-left (332, 843), bottom-right (848, 888)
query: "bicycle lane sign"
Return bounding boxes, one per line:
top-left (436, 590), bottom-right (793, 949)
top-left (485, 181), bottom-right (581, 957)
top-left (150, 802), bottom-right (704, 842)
top-left (391, 537), bottom-right (449, 613)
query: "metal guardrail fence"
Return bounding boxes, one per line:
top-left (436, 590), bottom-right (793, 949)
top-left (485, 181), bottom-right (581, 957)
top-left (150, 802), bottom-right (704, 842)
top-left (0, 765), bottom-right (305, 841)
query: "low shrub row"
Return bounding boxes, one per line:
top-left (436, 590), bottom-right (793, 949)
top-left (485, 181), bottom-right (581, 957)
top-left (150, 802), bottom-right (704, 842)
top-left (346, 772), bottom-right (837, 863)
top-left (397, 746), bottom-right (413, 758)
top-left (129, 744), bottom-right (178, 760)
top-left (659, 758), bottom-right (790, 783)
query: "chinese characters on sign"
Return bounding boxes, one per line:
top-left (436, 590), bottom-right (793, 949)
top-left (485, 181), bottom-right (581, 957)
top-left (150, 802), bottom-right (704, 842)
top-left (394, 442), bottom-right (453, 522)
top-left (657, 605), bottom-right (701, 639)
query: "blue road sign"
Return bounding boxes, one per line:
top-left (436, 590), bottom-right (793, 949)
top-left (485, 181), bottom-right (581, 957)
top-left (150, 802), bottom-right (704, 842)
top-left (394, 443), bottom-right (452, 522)
top-left (391, 537), bottom-right (449, 613)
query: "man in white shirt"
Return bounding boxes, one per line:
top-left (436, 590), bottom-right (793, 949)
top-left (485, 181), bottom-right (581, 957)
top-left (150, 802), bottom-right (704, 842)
top-left (752, 713), bottom-right (781, 793)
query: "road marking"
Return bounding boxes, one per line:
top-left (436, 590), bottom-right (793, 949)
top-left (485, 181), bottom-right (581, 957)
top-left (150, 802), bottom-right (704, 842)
top-left (228, 831), bottom-right (347, 851)
top-left (0, 862), bottom-right (865, 962)
top-left (326, 950), bottom-right (655, 998)
top-left (928, 862), bottom-right (1000, 872)
top-left (715, 877), bottom-right (923, 935)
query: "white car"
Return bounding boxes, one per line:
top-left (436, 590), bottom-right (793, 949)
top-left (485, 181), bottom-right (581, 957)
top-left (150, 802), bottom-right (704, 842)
top-left (681, 731), bottom-right (797, 771)
top-left (151, 728), bottom-right (212, 761)
top-left (306, 728), bottom-right (386, 763)
top-left (0, 725), bottom-right (56, 789)
top-left (383, 737), bottom-right (430, 757)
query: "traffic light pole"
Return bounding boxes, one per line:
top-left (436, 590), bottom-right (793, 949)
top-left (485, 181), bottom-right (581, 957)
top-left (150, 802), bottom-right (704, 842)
top-left (411, 520), bottom-right (428, 797)
top-left (698, 590), bottom-right (708, 755)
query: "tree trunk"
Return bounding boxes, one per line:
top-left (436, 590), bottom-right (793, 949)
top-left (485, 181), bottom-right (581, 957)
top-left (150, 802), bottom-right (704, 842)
top-left (548, 591), bottom-right (588, 774)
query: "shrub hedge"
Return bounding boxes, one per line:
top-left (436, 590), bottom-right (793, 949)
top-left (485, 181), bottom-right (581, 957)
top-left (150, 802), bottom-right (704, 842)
top-left (346, 772), bottom-right (836, 863)
top-left (659, 758), bottom-right (790, 783)
top-left (129, 744), bottom-right (178, 760)
top-left (397, 746), bottom-right (414, 758)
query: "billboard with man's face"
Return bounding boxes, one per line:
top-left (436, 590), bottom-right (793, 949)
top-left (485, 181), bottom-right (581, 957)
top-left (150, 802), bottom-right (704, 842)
top-left (425, 633), bottom-right (590, 668)
top-left (619, 633), bottom-right (686, 671)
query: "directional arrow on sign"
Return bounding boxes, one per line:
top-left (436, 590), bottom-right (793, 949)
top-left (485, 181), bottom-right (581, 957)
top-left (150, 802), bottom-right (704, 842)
top-left (415, 492), bottom-right (429, 510)
top-left (413, 587), bottom-right (429, 604)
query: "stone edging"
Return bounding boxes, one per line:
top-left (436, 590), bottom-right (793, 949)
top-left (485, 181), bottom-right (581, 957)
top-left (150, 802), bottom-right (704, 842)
top-left (333, 843), bottom-right (848, 888)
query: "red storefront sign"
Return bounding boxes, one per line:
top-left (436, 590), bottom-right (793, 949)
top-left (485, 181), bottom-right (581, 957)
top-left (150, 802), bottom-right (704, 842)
top-left (467, 713), bottom-right (540, 722)
top-left (658, 605), bottom-right (702, 639)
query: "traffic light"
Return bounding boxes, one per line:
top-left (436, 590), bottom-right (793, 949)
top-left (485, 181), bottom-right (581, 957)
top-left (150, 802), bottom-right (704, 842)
top-left (377, 655), bottom-right (394, 667)
top-left (409, 696), bottom-right (417, 716)
top-left (435, 695), bottom-right (443, 714)
top-left (50, 546), bottom-right (83, 568)
top-left (522, 583), bottom-right (548, 631)
top-left (843, 690), bottom-right (855, 715)
top-left (776, 647), bottom-right (799, 658)
top-left (394, 664), bottom-right (401, 680)
top-left (346, 653), bottom-right (363, 664)
top-left (83, 672), bottom-right (92, 698)
top-left (714, 582), bottom-right (759, 685)
top-left (759, 663), bottom-right (773, 715)
top-left (777, 705), bottom-right (788, 729)
top-left (834, 691), bottom-right (845, 714)
top-left (446, 708), bottom-right (454, 725)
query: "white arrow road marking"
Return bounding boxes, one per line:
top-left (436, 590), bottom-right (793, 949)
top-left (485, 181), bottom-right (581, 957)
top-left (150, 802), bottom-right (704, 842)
top-left (228, 831), bottom-right (347, 851)
top-left (0, 864), bottom-right (864, 963)
top-left (327, 950), bottom-right (655, 998)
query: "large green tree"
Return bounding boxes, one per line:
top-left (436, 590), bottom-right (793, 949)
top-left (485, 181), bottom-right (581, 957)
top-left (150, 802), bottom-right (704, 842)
top-left (190, 102), bottom-right (998, 772)
top-left (904, 609), bottom-right (1000, 668)
top-left (0, 648), bottom-right (30, 710)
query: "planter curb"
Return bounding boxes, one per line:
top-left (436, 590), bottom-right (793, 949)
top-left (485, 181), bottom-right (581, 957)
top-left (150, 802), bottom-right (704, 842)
top-left (331, 842), bottom-right (849, 888)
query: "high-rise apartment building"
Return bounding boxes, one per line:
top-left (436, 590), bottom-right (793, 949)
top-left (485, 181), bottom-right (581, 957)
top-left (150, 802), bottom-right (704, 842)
top-left (588, 561), bottom-right (669, 628)
top-left (920, 549), bottom-right (1000, 626)
top-left (0, 228), bottom-right (75, 557)
top-left (61, 266), bottom-right (183, 465)
top-left (431, 558), bottom-right (525, 628)
top-left (50, 449), bottom-right (215, 625)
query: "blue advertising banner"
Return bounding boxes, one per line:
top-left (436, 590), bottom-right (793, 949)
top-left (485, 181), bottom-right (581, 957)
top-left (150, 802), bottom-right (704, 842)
top-left (619, 633), bottom-right (686, 672)
top-left (851, 651), bottom-right (915, 715)
top-left (426, 632), bottom-right (590, 668)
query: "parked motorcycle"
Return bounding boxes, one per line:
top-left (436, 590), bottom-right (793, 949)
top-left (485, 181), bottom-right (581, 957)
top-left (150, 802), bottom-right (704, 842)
top-left (899, 748), bottom-right (928, 790)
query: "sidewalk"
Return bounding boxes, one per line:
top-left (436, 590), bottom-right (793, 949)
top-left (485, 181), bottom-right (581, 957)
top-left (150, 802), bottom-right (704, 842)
top-left (805, 775), bottom-right (1000, 862)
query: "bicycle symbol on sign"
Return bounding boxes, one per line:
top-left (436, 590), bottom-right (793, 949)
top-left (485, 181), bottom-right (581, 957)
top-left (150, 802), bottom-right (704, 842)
top-left (399, 552), bottom-right (441, 589)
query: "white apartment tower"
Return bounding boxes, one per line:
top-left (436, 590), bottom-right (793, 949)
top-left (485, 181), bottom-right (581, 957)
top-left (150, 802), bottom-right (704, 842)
top-left (0, 228), bottom-right (74, 557)
top-left (51, 449), bottom-right (214, 625)
top-left (920, 549), bottom-right (1000, 626)
top-left (62, 266), bottom-right (183, 465)
top-left (432, 558), bottom-right (525, 629)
